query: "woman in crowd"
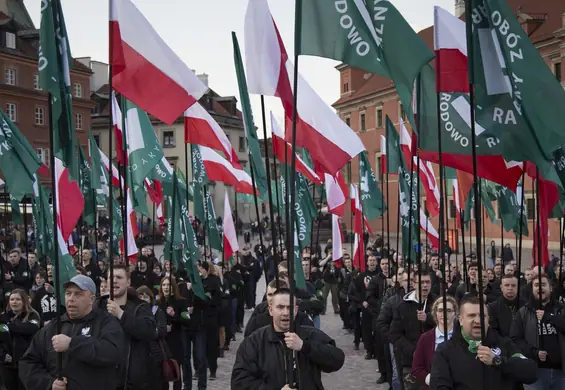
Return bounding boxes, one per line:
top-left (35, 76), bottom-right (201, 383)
top-left (412, 296), bottom-right (458, 389)
top-left (0, 289), bottom-right (41, 390)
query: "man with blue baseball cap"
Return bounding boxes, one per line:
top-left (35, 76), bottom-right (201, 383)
top-left (19, 274), bottom-right (124, 390)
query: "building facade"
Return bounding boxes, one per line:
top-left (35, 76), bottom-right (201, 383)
top-left (334, 0), bottom-right (565, 251)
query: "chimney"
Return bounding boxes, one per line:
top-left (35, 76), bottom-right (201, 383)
top-left (455, 0), bottom-right (465, 18)
top-left (197, 73), bottom-right (209, 87)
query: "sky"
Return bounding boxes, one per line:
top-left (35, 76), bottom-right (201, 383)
top-left (24, 0), bottom-right (455, 135)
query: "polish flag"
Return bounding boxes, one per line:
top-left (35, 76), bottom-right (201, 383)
top-left (325, 172), bottom-right (348, 217)
top-left (119, 189), bottom-right (139, 264)
top-left (452, 178), bottom-right (463, 229)
top-left (271, 114), bottom-right (321, 184)
top-left (200, 146), bottom-right (257, 195)
top-left (352, 233), bottom-right (365, 272)
top-left (233, 168), bottom-right (257, 195)
top-left (244, 0), bottom-right (365, 175)
top-left (144, 177), bottom-right (163, 205)
top-left (110, 0), bottom-right (208, 125)
top-left (184, 103), bottom-right (242, 168)
top-left (399, 121), bottom-right (441, 217)
top-left (54, 158), bottom-right (84, 241)
top-left (350, 184), bottom-right (373, 236)
top-left (380, 135), bottom-right (387, 175)
top-left (434, 6), bottom-right (469, 93)
top-left (420, 209), bottom-right (440, 250)
top-left (111, 92), bottom-right (126, 164)
top-left (156, 203), bottom-right (165, 226)
top-left (223, 191), bottom-right (239, 262)
top-left (332, 214), bottom-right (344, 267)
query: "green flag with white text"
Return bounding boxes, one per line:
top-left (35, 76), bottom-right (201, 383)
top-left (359, 151), bottom-right (386, 220)
top-left (297, 0), bottom-right (434, 131)
top-left (78, 145), bottom-right (96, 226)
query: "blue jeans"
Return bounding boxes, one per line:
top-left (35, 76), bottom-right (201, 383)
top-left (389, 344), bottom-right (402, 390)
top-left (525, 368), bottom-right (565, 390)
top-left (182, 329), bottom-right (207, 390)
top-left (313, 315), bottom-right (320, 329)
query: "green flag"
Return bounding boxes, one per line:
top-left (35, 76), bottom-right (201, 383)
top-left (385, 116), bottom-right (402, 174)
top-left (123, 98), bottom-right (164, 190)
top-left (10, 193), bottom-right (22, 225)
top-left (78, 145), bottom-right (96, 226)
top-left (496, 183), bottom-right (529, 236)
top-left (359, 151), bottom-right (386, 220)
top-left (386, 118), bottom-right (419, 260)
top-left (232, 32), bottom-right (269, 201)
top-left (0, 110), bottom-right (42, 200)
top-left (39, 0), bottom-right (77, 177)
top-left (192, 145), bottom-right (208, 222)
top-left (204, 190), bottom-right (222, 252)
top-left (297, 0), bottom-right (434, 130)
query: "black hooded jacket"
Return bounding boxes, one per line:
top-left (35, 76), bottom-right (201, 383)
top-left (487, 295), bottom-right (522, 338)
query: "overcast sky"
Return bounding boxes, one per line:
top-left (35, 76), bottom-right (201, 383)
top-left (24, 0), bottom-right (454, 134)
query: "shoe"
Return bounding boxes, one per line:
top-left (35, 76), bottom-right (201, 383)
top-left (224, 345), bottom-right (230, 351)
top-left (364, 353), bottom-right (372, 360)
top-left (209, 373), bottom-right (217, 380)
top-left (376, 375), bottom-right (386, 384)
top-left (354, 343), bottom-right (360, 350)
top-left (334, 311), bottom-right (339, 315)
top-left (231, 336), bottom-right (236, 341)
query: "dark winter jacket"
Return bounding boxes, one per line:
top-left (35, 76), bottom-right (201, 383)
top-left (19, 309), bottom-right (124, 390)
top-left (232, 325), bottom-right (345, 389)
top-left (431, 328), bottom-right (537, 390)
top-left (348, 269), bottom-right (379, 311)
top-left (3, 259), bottom-right (31, 292)
top-left (244, 309), bottom-right (314, 337)
top-left (31, 286), bottom-right (59, 325)
top-left (376, 287), bottom-right (406, 342)
top-left (487, 296), bottom-right (522, 338)
top-left (0, 310), bottom-right (40, 366)
top-left (159, 296), bottom-right (189, 361)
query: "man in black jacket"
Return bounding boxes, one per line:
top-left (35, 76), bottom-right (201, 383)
top-left (106, 264), bottom-right (157, 390)
top-left (231, 289), bottom-right (345, 389)
top-left (431, 295), bottom-right (537, 390)
top-left (390, 269), bottom-right (436, 388)
top-left (81, 249), bottom-right (102, 293)
top-left (488, 274), bottom-right (521, 338)
top-left (3, 248), bottom-right (30, 292)
top-left (19, 274), bottom-right (124, 390)
top-left (241, 246), bottom-right (260, 309)
top-left (510, 274), bottom-right (565, 389)
top-left (350, 255), bottom-right (379, 355)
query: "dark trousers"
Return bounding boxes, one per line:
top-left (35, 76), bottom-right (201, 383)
top-left (204, 320), bottom-right (220, 375)
top-left (339, 297), bottom-right (351, 329)
top-left (236, 293), bottom-right (245, 327)
top-left (2, 367), bottom-right (24, 390)
top-left (230, 298), bottom-right (238, 337)
top-left (182, 329), bottom-right (207, 390)
top-left (373, 317), bottom-right (387, 378)
top-left (245, 278), bottom-right (257, 308)
top-left (361, 309), bottom-right (377, 355)
top-left (353, 308), bottom-right (362, 345)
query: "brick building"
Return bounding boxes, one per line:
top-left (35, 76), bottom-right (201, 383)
top-left (334, 0), bottom-right (565, 251)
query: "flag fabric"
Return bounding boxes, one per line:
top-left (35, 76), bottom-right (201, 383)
top-left (331, 214), bottom-right (343, 265)
top-left (352, 233), bottom-right (365, 273)
top-left (244, 0), bottom-right (364, 175)
top-left (232, 32), bottom-right (269, 201)
top-left (204, 190), bottom-right (222, 252)
top-left (496, 183), bottom-right (529, 236)
top-left (9, 192), bottom-right (22, 225)
top-left (434, 6), bottom-right (469, 93)
top-left (453, 178), bottom-right (463, 228)
top-left (350, 184), bottom-right (373, 236)
top-left (55, 158), bottom-right (84, 241)
top-left (192, 144), bottom-right (208, 225)
top-left (39, 0), bottom-right (77, 178)
top-left (420, 209), bottom-right (439, 250)
top-left (385, 116), bottom-right (402, 175)
top-left (184, 102), bottom-right (241, 167)
top-left (296, 0), bottom-right (434, 131)
top-left (270, 114), bottom-right (321, 184)
top-left (358, 151), bottom-right (386, 221)
top-left (380, 135), bottom-right (387, 175)
top-left (78, 145), bottom-right (96, 226)
top-left (111, 92), bottom-right (126, 165)
top-left (109, 0), bottom-right (208, 125)
top-left (0, 109), bottom-right (42, 200)
top-left (199, 146), bottom-right (256, 195)
top-left (121, 96), bottom-right (164, 189)
top-left (223, 191), bottom-right (239, 262)
top-left (325, 172), bottom-right (348, 217)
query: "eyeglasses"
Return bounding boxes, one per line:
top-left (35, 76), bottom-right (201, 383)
top-left (436, 308), bottom-right (455, 314)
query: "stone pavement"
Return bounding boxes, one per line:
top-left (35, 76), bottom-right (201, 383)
top-left (185, 275), bottom-right (388, 390)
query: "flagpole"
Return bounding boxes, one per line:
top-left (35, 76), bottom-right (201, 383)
top-left (482, 203), bottom-right (486, 268)
top-left (350, 163), bottom-right (354, 256)
top-left (234, 191), bottom-right (239, 265)
top-left (48, 93), bottom-right (63, 377)
top-left (465, 0), bottom-right (486, 342)
top-left (415, 75), bottom-right (423, 312)
top-left (151, 202), bottom-right (156, 253)
top-left (184, 143), bottom-right (192, 264)
top-left (386, 170), bottom-right (390, 258)
top-left (107, 0), bottom-right (115, 299)
top-left (119, 95), bottom-right (129, 267)
top-left (309, 183), bottom-right (317, 254)
top-left (272, 157), bottom-right (284, 258)
top-left (381, 181), bottom-right (385, 256)
top-left (396, 185), bottom-right (401, 268)
top-left (314, 187), bottom-right (323, 258)
top-left (248, 158), bottom-right (269, 290)
top-left (535, 169), bottom-right (543, 325)
top-left (169, 171), bottom-right (178, 266)
top-left (259, 97), bottom-right (279, 258)
top-left (406, 128), bottom-right (416, 290)
top-left (560, 216), bottom-right (564, 280)
top-left (461, 212), bottom-right (468, 290)
top-left (23, 199), bottom-right (30, 287)
top-left (517, 170), bottom-right (526, 298)
top-left (444, 171), bottom-right (451, 275)
top-left (92, 189), bottom-right (98, 260)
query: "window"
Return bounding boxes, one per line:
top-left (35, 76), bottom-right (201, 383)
top-left (343, 83), bottom-right (349, 93)
top-left (73, 83), bottom-right (82, 98)
top-left (376, 107), bottom-right (383, 128)
top-left (6, 103), bottom-right (16, 122)
top-left (374, 153), bottom-right (382, 182)
top-left (526, 197), bottom-right (535, 220)
top-left (5, 32), bottom-right (15, 49)
top-left (239, 136), bottom-right (245, 152)
top-left (93, 135), bottom-right (100, 147)
top-left (33, 73), bottom-right (41, 90)
top-left (345, 116), bottom-right (351, 127)
top-left (35, 107), bottom-right (45, 126)
top-left (5, 68), bottom-right (16, 85)
top-left (360, 112), bottom-right (366, 131)
top-left (399, 102), bottom-right (407, 121)
top-left (162, 130), bottom-right (175, 148)
top-left (449, 199), bottom-right (457, 220)
top-left (36, 148), bottom-right (50, 167)
top-left (75, 113), bottom-right (83, 130)
top-left (556, 62), bottom-right (562, 83)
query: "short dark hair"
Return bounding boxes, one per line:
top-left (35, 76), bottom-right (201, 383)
top-left (460, 294), bottom-right (486, 309)
top-left (468, 262), bottom-right (478, 269)
top-left (268, 279), bottom-right (289, 290)
top-left (501, 274), bottom-right (518, 282)
top-left (113, 264), bottom-right (131, 279)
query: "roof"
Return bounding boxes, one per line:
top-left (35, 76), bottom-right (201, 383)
top-left (334, 0), bottom-right (564, 107)
top-left (2, 0), bottom-right (34, 29)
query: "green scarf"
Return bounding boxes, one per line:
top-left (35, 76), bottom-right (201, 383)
top-left (462, 331), bottom-right (482, 354)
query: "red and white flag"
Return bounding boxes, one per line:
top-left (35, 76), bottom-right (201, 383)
top-left (120, 189), bottom-right (139, 264)
top-left (223, 191), bottom-right (239, 262)
top-left (200, 146), bottom-right (257, 195)
top-left (110, 0), bottom-right (208, 124)
top-left (111, 92), bottom-right (126, 164)
top-left (244, 0), bottom-right (364, 175)
top-left (352, 233), bottom-right (365, 272)
top-left (380, 135), bottom-right (387, 175)
top-left (332, 214), bottom-right (343, 266)
top-left (54, 158), bottom-right (84, 241)
top-left (434, 6), bottom-right (469, 93)
top-left (184, 103), bottom-right (242, 168)
top-left (420, 209), bottom-right (440, 251)
top-left (350, 184), bottom-right (373, 236)
top-left (325, 172), bottom-right (348, 217)
top-left (156, 202), bottom-right (164, 226)
top-left (452, 177), bottom-right (463, 228)
top-left (270, 114), bottom-right (321, 184)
